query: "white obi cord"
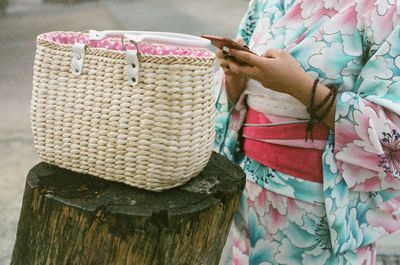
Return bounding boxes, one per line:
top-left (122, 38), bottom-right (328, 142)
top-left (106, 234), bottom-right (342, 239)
top-left (244, 79), bottom-right (310, 119)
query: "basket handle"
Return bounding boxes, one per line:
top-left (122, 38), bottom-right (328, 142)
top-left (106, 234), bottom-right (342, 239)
top-left (88, 30), bottom-right (211, 48)
top-left (72, 30), bottom-right (211, 86)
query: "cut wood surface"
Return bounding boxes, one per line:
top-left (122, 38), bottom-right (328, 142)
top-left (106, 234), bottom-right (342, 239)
top-left (11, 152), bottom-right (245, 265)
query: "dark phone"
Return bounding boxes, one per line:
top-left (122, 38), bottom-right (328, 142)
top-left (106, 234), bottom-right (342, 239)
top-left (201, 35), bottom-right (255, 54)
top-left (201, 35), bottom-right (256, 65)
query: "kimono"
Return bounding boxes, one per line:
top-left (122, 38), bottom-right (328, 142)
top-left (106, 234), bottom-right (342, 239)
top-left (214, 0), bottom-right (400, 264)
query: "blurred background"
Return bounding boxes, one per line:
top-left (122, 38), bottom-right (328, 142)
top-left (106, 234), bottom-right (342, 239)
top-left (0, 0), bottom-right (399, 264)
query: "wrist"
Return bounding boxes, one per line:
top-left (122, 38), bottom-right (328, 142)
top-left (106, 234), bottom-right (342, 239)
top-left (289, 74), bottom-right (314, 103)
top-left (295, 76), bottom-right (337, 129)
top-left (225, 75), bottom-right (246, 104)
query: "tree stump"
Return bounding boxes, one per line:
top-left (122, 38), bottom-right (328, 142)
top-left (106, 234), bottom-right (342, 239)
top-left (11, 152), bottom-right (245, 265)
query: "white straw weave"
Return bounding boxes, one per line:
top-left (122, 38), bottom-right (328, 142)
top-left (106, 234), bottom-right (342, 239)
top-left (31, 32), bottom-right (216, 191)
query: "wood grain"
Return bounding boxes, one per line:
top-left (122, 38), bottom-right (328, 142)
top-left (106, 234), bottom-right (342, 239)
top-left (11, 152), bottom-right (245, 265)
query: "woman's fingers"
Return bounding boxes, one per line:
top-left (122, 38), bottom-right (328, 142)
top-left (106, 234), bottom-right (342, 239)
top-left (216, 48), bottom-right (232, 68)
top-left (216, 48), bottom-right (227, 59)
top-left (216, 48), bottom-right (229, 73)
top-left (216, 42), bottom-right (256, 76)
top-left (226, 48), bottom-right (261, 66)
top-left (226, 59), bottom-right (255, 77)
top-left (217, 48), bottom-right (236, 74)
top-left (219, 60), bottom-right (232, 74)
top-left (222, 67), bottom-right (235, 75)
top-left (262, 48), bottom-right (286, 58)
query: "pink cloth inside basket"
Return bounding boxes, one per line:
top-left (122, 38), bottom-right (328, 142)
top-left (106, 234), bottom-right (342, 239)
top-left (41, 32), bottom-right (213, 58)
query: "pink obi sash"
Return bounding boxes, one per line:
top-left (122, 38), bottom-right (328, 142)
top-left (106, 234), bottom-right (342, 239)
top-left (242, 108), bottom-right (330, 183)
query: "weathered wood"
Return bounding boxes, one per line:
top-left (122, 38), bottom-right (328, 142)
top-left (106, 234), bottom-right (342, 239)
top-left (11, 152), bottom-right (245, 265)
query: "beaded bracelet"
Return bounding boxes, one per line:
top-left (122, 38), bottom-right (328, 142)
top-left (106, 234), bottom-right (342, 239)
top-left (306, 78), bottom-right (320, 141)
top-left (305, 78), bottom-right (338, 141)
top-left (315, 86), bottom-right (338, 122)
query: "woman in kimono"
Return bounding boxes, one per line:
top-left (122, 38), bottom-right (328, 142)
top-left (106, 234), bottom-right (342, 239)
top-left (214, 0), bottom-right (400, 264)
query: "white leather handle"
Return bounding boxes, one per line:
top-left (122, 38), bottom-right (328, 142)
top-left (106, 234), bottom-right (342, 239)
top-left (88, 30), bottom-right (210, 48)
top-left (72, 30), bottom-right (210, 85)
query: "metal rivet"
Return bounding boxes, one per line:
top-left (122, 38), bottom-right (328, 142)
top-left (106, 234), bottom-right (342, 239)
top-left (75, 68), bottom-right (79, 73)
top-left (77, 54), bottom-right (81, 60)
top-left (131, 77), bottom-right (136, 82)
top-left (131, 63), bottom-right (136, 68)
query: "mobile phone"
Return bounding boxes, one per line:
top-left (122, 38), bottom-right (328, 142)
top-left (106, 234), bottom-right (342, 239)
top-left (201, 35), bottom-right (255, 54)
top-left (201, 35), bottom-right (256, 65)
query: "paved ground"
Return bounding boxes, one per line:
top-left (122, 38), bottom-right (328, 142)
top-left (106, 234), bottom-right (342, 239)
top-left (0, 0), bottom-right (399, 264)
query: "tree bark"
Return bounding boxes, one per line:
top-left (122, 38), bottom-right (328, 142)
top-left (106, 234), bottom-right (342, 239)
top-left (11, 152), bottom-right (245, 265)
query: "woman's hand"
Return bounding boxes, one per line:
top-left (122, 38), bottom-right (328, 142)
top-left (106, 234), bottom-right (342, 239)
top-left (215, 40), bottom-right (248, 104)
top-left (226, 47), bottom-right (336, 129)
top-left (226, 48), bottom-right (313, 97)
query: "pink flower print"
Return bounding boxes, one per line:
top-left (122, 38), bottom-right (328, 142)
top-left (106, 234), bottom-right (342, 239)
top-left (366, 207), bottom-right (400, 234)
top-left (370, 3), bottom-right (397, 44)
top-left (279, 3), bottom-right (305, 29)
top-left (264, 203), bottom-right (289, 235)
top-left (315, 217), bottom-right (332, 250)
top-left (348, 176), bottom-right (381, 191)
top-left (300, 0), bottom-right (323, 19)
top-left (246, 180), bottom-right (263, 202)
top-left (347, 245), bottom-right (376, 265)
top-left (339, 157), bottom-right (380, 190)
top-left (286, 197), bottom-right (308, 226)
top-left (233, 228), bottom-right (250, 256)
top-left (269, 190), bottom-right (288, 216)
top-left (251, 29), bottom-right (270, 50)
top-left (378, 129), bottom-right (400, 179)
top-left (253, 188), bottom-right (269, 216)
top-left (232, 248), bottom-right (249, 265)
top-left (379, 194), bottom-right (400, 216)
top-left (334, 99), bottom-right (400, 191)
top-left (229, 110), bottom-right (242, 131)
top-left (354, 0), bottom-right (375, 26)
top-left (323, 4), bottom-right (358, 35)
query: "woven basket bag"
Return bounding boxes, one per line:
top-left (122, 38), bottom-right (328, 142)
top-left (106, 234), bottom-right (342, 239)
top-left (31, 30), bottom-right (216, 191)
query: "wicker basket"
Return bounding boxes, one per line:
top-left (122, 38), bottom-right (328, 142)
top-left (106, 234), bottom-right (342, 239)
top-left (31, 30), bottom-right (216, 191)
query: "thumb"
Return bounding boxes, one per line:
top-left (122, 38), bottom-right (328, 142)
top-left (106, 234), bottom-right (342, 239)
top-left (234, 39), bottom-right (245, 46)
top-left (262, 48), bottom-right (284, 58)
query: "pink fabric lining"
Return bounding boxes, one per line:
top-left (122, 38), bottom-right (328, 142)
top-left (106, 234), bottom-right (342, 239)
top-left (39, 32), bottom-right (213, 57)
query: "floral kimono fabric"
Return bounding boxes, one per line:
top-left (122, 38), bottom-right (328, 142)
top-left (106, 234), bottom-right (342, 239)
top-left (215, 0), bottom-right (400, 264)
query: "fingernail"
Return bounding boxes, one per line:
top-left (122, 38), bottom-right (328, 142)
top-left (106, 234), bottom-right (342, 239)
top-left (223, 46), bottom-right (230, 53)
top-left (243, 44), bottom-right (249, 49)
